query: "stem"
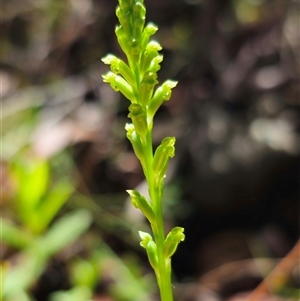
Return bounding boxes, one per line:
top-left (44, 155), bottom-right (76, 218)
top-left (145, 129), bottom-right (174, 301)
top-left (152, 214), bottom-right (173, 301)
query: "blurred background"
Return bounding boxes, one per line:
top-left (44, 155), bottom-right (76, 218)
top-left (1, 0), bottom-right (299, 300)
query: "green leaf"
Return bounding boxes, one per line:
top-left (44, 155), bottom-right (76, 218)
top-left (70, 258), bottom-right (98, 288)
top-left (39, 209), bottom-right (92, 257)
top-left (3, 211), bottom-right (91, 299)
top-left (49, 286), bottom-right (92, 301)
top-left (3, 290), bottom-right (33, 301)
top-left (3, 250), bottom-right (47, 298)
top-left (0, 218), bottom-right (33, 249)
top-left (29, 180), bottom-right (74, 234)
top-left (12, 158), bottom-right (49, 224)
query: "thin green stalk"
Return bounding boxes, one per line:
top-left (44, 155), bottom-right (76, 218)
top-left (145, 129), bottom-right (173, 301)
top-left (153, 220), bottom-right (173, 301)
top-left (102, 1), bottom-right (185, 300)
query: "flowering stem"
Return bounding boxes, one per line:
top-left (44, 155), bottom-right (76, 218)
top-left (146, 130), bottom-right (173, 301)
top-left (102, 1), bottom-right (184, 300)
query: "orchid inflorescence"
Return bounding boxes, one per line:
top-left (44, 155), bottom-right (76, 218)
top-left (102, 1), bottom-right (184, 300)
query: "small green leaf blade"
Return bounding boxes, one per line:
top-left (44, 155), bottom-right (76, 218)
top-left (40, 209), bottom-right (92, 257)
top-left (1, 218), bottom-right (33, 249)
top-left (12, 157), bottom-right (49, 224)
top-left (29, 180), bottom-right (74, 234)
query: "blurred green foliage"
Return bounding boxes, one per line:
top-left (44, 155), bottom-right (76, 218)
top-left (1, 152), bottom-right (92, 300)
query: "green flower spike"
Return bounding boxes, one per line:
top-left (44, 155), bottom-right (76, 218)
top-left (102, 1), bottom-right (183, 300)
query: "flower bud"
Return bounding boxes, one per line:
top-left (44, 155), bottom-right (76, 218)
top-left (133, 17), bottom-right (145, 41)
top-left (128, 104), bottom-right (148, 138)
top-left (139, 231), bottom-right (153, 248)
top-left (140, 41), bottom-right (162, 74)
top-left (133, 2), bottom-right (146, 20)
top-left (148, 55), bottom-right (163, 73)
top-left (164, 227), bottom-right (185, 259)
top-left (127, 190), bottom-right (155, 223)
top-left (146, 240), bottom-right (158, 270)
top-left (102, 54), bottom-right (135, 86)
top-left (132, 3), bottom-right (146, 40)
top-left (141, 23), bottom-right (158, 49)
top-left (139, 231), bottom-right (158, 270)
top-left (116, 26), bottom-right (130, 57)
top-left (129, 38), bottom-right (142, 60)
top-left (148, 80), bottom-right (177, 117)
top-left (125, 123), bottom-right (144, 162)
top-left (119, 0), bottom-right (131, 12)
top-left (153, 137), bottom-right (176, 172)
top-left (152, 137), bottom-right (176, 188)
top-left (102, 72), bottom-right (135, 102)
top-left (140, 72), bottom-right (158, 106)
top-left (116, 6), bottom-right (132, 38)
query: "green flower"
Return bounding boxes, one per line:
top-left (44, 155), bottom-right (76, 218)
top-left (125, 123), bottom-right (144, 163)
top-left (139, 231), bottom-right (158, 270)
top-left (140, 72), bottom-right (158, 106)
top-left (101, 54), bottom-right (135, 86)
top-left (164, 227), bottom-right (185, 259)
top-left (128, 104), bottom-right (148, 138)
top-left (148, 80), bottom-right (177, 117)
top-left (102, 72), bottom-right (135, 102)
top-left (140, 41), bottom-right (162, 74)
top-left (127, 190), bottom-right (155, 223)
